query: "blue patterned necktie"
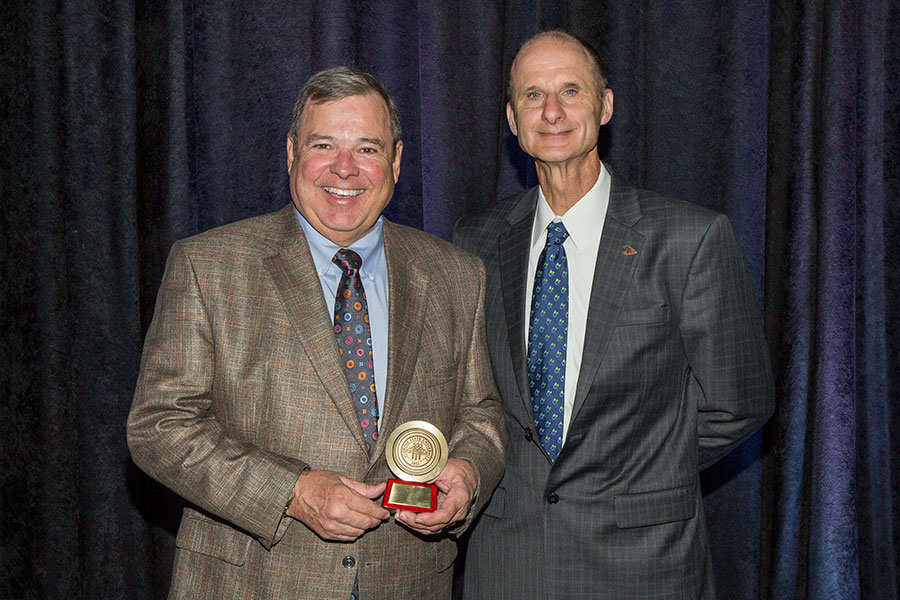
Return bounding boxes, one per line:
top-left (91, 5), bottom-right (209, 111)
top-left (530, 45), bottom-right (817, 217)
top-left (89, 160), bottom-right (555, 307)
top-left (333, 249), bottom-right (379, 456)
top-left (527, 221), bottom-right (569, 462)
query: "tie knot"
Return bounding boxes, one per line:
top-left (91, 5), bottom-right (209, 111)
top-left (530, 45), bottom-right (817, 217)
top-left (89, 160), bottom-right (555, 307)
top-left (333, 248), bottom-right (362, 274)
top-left (546, 222), bottom-right (569, 247)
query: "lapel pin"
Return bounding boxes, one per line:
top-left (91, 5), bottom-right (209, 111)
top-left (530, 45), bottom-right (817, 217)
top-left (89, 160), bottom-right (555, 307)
top-left (621, 245), bottom-right (637, 256)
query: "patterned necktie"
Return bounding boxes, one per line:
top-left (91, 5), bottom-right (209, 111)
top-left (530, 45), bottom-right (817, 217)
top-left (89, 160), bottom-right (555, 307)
top-left (527, 221), bottom-right (569, 462)
top-left (333, 249), bottom-right (379, 455)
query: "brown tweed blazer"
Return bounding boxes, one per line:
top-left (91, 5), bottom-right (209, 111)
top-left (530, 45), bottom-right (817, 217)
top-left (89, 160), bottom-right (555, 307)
top-left (128, 205), bottom-right (507, 599)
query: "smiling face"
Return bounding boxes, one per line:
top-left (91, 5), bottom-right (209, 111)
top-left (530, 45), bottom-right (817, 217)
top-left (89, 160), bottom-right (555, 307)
top-left (287, 92), bottom-right (402, 247)
top-left (507, 36), bottom-right (613, 169)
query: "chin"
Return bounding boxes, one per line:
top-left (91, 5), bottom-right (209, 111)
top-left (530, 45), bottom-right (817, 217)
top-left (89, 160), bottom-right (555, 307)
top-left (533, 151), bottom-right (578, 163)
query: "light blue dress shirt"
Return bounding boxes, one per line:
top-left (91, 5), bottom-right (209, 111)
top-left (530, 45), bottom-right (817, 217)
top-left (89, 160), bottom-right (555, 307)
top-left (295, 210), bottom-right (389, 429)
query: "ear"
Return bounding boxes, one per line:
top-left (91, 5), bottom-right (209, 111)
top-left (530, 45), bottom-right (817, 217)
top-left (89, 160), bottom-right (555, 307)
top-left (506, 103), bottom-right (518, 136)
top-left (286, 135), bottom-right (296, 171)
top-left (600, 89), bottom-right (614, 126)
top-left (391, 140), bottom-right (403, 183)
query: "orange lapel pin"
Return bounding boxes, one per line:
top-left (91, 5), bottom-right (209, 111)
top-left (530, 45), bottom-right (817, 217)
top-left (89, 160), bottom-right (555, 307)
top-left (621, 245), bottom-right (637, 255)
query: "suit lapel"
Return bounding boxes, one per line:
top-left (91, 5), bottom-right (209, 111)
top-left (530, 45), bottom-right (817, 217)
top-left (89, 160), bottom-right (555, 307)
top-left (373, 220), bottom-right (427, 462)
top-left (499, 188), bottom-right (539, 424)
top-left (262, 206), bottom-right (369, 455)
top-left (570, 177), bottom-right (644, 423)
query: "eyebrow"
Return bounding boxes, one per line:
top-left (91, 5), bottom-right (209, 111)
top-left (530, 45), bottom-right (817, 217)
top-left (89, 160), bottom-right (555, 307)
top-left (359, 137), bottom-right (386, 149)
top-left (521, 81), bottom-right (584, 94)
top-left (305, 134), bottom-right (386, 149)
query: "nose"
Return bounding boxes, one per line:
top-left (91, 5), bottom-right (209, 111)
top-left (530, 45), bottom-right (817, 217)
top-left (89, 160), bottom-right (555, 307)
top-left (542, 93), bottom-right (565, 123)
top-left (331, 148), bottom-right (359, 178)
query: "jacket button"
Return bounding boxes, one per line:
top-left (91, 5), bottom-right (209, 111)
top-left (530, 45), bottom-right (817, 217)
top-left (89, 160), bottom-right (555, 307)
top-left (547, 493), bottom-right (559, 504)
top-left (524, 428), bottom-right (533, 441)
top-left (342, 556), bottom-right (356, 568)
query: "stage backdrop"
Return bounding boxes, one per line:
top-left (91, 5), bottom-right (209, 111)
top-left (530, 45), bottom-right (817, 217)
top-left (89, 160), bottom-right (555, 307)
top-left (2, 0), bottom-right (897, 598)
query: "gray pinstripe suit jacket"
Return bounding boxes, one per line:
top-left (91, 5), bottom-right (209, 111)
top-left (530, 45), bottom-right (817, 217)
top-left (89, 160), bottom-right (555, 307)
top-left (128, 205), bottom-right (507, 600)
top-left (453, 175), bottom-right (774, 599)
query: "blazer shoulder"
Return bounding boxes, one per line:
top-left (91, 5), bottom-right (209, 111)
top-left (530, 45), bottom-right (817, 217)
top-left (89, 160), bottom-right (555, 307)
top-left (173, 206), bottom-right (291, 258)
top-left (453, 187), bottom-right (535, 252)
top-left (456, 188), bottom-right (532, 230)
top-left (385, 220), bottom-right (485, 278)
top-left (625, 185), bottom-right (722, 235)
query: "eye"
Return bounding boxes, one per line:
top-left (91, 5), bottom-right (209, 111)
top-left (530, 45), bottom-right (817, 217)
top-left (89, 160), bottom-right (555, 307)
top-left (359, 147), bottom-right (378, 154)
top-left (525, 90), bottom-right (543, 100)
top-left (312, 143), bottom-right (332, 150)
top-left (562, 88), bottom-right (578, 96)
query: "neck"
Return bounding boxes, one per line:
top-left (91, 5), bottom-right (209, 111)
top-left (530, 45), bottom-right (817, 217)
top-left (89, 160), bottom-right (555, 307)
top-left (535, 154), bottom-right (602, 215)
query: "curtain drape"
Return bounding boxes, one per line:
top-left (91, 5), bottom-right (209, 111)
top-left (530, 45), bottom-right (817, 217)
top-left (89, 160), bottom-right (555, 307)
top-left (762, 0), bottom-right (899, 598)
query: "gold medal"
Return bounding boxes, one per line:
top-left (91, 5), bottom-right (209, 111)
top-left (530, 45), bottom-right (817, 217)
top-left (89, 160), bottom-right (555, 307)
top-left (385, 421), bottom-right (448, 482)
top-left (383, 421), bottom-right (449, 511)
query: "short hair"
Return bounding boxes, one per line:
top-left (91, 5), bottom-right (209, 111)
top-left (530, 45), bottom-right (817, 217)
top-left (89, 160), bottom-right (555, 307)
top-left (289, 66), bottom-right (402, 148)
top-left (507, 30), bottom-right (608, 102)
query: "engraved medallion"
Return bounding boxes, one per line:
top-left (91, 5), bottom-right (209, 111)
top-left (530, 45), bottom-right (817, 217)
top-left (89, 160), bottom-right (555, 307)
top-left (383, 421), bottom-right (449, 511)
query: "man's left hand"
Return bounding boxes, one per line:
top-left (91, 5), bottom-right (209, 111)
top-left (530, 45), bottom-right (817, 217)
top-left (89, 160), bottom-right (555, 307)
top-left (394, 458), bottom-right (478, 535)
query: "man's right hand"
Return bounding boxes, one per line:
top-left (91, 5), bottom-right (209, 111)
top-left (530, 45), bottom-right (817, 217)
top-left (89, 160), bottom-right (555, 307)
top-left (286, 469), bottom-right (390, 541)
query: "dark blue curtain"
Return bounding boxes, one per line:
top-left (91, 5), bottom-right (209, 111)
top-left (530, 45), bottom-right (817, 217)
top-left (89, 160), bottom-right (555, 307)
top-left (2, 0), bottom-right (897, 598)
top-left (762, 0), bottom-right (900, 598)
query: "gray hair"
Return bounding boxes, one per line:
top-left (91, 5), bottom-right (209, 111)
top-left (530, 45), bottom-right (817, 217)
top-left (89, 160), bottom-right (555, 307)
top-left (289, 66), bottom-right (402, 148)
top-left (507, 30), bottom-right (608, 102)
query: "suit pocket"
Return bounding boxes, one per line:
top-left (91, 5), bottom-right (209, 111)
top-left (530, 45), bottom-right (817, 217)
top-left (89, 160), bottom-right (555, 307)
top-left (175, 509), bottom-right (252, 566)
top-left (616, 305), bottom-right (669, 326)
top-left (614, 483), bottom-right (696, 529)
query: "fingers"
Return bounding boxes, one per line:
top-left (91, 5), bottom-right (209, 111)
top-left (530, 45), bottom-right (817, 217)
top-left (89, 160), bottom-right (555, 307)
top-left (289, 470), bottom-right (389, 541)
top-left (394, 490), bottom-right (467, 534)
top-left (432, 458), bottom-right (479, 496)
top-left (393, 459), bottom-right (478, 535)
top-left (286, 460), bottom-right (479, 540)
top-left (342, 476), bottom-right (388, 501)
top-left (338, 478), bottom-right (390, 522)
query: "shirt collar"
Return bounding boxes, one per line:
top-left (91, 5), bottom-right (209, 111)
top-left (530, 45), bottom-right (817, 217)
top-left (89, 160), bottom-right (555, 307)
top-left (531, 161), bottom-right (610, 251)
top-left (294, 208), bottom-right (385, 277)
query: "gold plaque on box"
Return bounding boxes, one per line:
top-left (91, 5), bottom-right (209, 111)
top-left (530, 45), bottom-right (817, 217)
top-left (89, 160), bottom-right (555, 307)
top-left (382, 421), bottom-right (448, 512)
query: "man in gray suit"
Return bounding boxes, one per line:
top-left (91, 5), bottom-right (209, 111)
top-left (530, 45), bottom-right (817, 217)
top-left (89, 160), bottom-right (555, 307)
top-left (454, 31), bottom-right (774, 598)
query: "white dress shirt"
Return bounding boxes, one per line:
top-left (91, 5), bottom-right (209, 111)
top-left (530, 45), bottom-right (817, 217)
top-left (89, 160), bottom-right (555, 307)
top-left (524, 162), bottom-right (611, 444)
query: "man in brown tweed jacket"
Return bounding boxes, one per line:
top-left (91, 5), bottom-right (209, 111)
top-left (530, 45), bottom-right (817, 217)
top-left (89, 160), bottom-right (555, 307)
top-left (128, 66), bottom-right (506, 599)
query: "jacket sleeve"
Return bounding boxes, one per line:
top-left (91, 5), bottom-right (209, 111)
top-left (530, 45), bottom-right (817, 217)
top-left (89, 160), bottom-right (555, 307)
top-left (126, 241), bottom-right (305, 548)
top-left (445, 257), bottom-right (508, 532)
top-left (679, 214), bottom-right (775, 470)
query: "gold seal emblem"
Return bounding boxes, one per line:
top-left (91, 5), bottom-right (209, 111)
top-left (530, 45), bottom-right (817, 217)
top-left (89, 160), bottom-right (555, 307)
top-left (385, 421), bottom-right (449, 483)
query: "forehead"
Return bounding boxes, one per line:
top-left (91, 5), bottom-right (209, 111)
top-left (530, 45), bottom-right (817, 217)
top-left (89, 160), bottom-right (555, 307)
top-left (299, 93), bottom-right (391, 137)
top-left (511, 38), bottom-right (595, 91)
